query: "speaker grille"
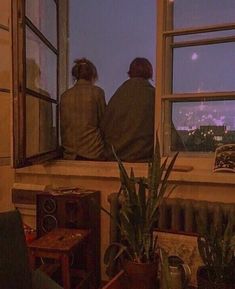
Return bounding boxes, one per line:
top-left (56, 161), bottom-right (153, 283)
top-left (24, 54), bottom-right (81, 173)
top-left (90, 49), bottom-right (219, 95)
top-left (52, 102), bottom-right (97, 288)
top-left (42, 198), bottom-right (57, 214)
top-left (41, 214), bottom-right (58, 233)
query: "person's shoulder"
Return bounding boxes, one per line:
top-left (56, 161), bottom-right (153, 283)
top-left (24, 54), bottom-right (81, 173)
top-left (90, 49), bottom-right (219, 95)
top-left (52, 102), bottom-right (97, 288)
top-left (61, 86), bottom-right (75, 98)
top-left (93, 85), bottom-right (105, 95)
top-left (143, 79), bottom-right (155, 91)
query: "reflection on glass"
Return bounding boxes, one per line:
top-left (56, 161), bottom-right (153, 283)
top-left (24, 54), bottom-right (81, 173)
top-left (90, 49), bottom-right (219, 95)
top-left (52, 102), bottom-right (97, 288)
top-left (0, 29), bottom-right (10, 89)
top-left (26, 94), bottom-right (57, 157)
top-left (174, 30), bottom-right (235, 43)
top-left (173, 0), bottom-right (235, 29)
top-left (26, 0), bottom-right (57, 47)
top-left (173, 42), bottom-right (235, 93)
top-left (171, 100), bottom-right (235, 152)
top-left (26, 27), bottom-right (57, 99)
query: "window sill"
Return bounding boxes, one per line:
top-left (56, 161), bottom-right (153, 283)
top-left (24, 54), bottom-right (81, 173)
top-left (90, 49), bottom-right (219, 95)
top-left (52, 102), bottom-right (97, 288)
top-left (15, 159), bottom-right (235, 185)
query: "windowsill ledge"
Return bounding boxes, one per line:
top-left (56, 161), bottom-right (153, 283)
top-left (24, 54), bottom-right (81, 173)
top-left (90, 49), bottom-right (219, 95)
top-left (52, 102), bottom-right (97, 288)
top-left (15, 159), bottom-right (235, 185)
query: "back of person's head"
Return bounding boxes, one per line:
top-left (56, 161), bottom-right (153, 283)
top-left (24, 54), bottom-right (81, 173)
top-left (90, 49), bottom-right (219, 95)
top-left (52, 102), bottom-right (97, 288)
top-left (72, 58), bottom-right (98, 82)
top-left (128, 57), bottom-right (153, 80)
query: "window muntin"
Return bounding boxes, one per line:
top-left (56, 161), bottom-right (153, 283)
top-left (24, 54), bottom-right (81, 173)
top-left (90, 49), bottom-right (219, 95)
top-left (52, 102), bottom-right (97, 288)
top-left (173, 42), bottom-right (235, 93)
top-left (25, 0), bottom-right (57, 48)
top-left (174, 30), bottom-right (235, 43)
top-left (26, 27), bottom-right (57, 100)
top-left (171, 99), bottom-right (235, 152)
top-left (173, 0), bottom-right (235, 30)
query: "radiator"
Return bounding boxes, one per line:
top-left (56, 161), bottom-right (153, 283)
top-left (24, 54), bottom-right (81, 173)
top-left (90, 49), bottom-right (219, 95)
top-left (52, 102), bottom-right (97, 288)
top-left (108, 193), bottom-right (235, 240)
top-left (107, 193), bottom-right (235, 286)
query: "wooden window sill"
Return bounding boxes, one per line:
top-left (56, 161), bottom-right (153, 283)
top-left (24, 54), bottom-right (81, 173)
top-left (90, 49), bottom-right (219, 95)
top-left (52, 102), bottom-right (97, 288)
top-left (15, 159), bottom-right (235, 185)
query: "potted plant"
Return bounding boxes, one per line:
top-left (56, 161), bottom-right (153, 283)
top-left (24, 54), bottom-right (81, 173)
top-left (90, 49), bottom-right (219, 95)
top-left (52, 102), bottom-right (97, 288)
top-left (197, 215), bottom-right (235, 289)
top-left (102, 135), bottom-right (178, 289)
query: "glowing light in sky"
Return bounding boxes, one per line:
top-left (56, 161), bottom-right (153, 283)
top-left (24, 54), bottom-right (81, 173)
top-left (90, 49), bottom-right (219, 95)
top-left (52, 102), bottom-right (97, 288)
top-left (191, 52), bottom-right (199, 60)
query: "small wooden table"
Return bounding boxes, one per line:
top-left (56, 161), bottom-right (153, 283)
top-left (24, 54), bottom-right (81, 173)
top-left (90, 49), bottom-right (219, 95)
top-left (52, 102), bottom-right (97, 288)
top-left (28, 228), bottom-right (90, 289)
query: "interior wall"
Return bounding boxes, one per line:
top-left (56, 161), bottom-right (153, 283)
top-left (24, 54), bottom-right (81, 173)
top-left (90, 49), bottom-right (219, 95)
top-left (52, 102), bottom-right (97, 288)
top-left (0, 0), bottom-right (15, 212)
top-left (0, 0), bottom-right (11, 159)
top-left (1, 0), bottom-right (235, 282)
top-left (15, 171), bottom-right (235, 280)
top-left (0, 166), bottom-right (15, 211)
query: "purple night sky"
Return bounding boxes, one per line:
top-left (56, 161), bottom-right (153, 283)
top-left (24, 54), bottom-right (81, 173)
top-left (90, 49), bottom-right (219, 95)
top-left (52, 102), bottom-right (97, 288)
top-left (69, 0), bottom-right (156, 101)
top-left (69, 0), bottom-right (235, 133)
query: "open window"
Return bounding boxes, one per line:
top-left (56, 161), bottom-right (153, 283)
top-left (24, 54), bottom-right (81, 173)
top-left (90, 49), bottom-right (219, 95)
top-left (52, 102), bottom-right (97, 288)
top-left (157, 0), bottom-right (235, 157)
top-left (13, 0), bottom-right (156, 168)
top-left (12, 0), bottom-right (68, 168)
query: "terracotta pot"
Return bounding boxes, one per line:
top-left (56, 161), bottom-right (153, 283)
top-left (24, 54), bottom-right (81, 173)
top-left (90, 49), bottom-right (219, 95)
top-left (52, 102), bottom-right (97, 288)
top-left (123, 260), bottom-right (158, 289)
top-left (197, 266), bottom-right (235, 289)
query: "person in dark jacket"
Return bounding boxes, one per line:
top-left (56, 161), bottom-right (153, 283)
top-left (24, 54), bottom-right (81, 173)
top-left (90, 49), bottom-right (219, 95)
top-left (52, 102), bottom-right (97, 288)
top-left (101, 57), bottom-right (155, 162)
top-left (60, 58), bottom-right (106, 160)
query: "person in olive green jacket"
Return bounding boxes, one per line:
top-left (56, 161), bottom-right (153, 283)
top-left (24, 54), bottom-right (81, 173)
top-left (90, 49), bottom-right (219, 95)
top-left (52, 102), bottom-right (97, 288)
top-left (60, 58), bottom-right (106, 160)
top-left (101, 57), bottom-right (155, 162)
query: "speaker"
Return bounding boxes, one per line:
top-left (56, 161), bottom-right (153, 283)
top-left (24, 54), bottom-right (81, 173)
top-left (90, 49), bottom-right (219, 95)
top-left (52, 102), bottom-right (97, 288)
top-left (36, 189), bottom-right (101, 288)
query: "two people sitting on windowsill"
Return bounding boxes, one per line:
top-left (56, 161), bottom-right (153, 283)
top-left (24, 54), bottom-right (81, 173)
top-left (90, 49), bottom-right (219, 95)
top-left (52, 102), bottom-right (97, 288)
top-left (60, 57), bottom-right (155, 162)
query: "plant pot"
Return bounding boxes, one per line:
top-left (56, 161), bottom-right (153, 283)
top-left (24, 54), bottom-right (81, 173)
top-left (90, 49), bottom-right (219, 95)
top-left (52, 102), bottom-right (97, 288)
top-left (197, 266), bottom-right (235, 289)
top-left (123, 260), bottom-right (158, 289)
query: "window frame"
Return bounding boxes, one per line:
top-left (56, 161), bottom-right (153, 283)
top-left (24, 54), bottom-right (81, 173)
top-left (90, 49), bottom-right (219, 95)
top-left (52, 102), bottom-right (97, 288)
top-left (12, 0), bottom-right (68, 168)
top-left (156, 0), bottom-right (235, 158)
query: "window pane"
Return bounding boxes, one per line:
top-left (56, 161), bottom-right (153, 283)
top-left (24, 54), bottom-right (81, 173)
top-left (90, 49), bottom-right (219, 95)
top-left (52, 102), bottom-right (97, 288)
top-left (173, 42), bottom-right (235, 93)
top-left (173, 0), bottom-right (235, 29)
top-left (171, 100), bottom-right (235, 152)
top-left (0, 29), bottom-right (10, 89)
top-left (26, 27), bottom-right (57, 99)
top-left (26, 0), bottom-right (57, 47)
top-left (26, 94), bottom-right (57, 157)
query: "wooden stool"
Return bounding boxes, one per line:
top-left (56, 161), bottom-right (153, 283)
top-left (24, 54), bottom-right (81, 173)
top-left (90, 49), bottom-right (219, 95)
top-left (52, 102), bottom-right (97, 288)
top-left (28, 228), bottom-right (91, 289)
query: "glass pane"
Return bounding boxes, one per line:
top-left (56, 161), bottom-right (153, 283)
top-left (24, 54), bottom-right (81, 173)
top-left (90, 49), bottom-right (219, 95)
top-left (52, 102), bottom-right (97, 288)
top-left (171, 100), bottom-right (235, 152)
top-left (0, 29), bottom-right (10, 89)
top-left (173, 0), bottom-right (235, 29)
top-left (26, 0), bottom-right (57, 47)
top-left (173, 42), bottom-right (235, 93)
top-left (26, 94), bottom-right (57, 157)
top-left (26, 27), bottom-right (57, 99)
top-left (174, 30), bottom-right (235, 43)
top-left (0, 92), bottom-right (10, 157)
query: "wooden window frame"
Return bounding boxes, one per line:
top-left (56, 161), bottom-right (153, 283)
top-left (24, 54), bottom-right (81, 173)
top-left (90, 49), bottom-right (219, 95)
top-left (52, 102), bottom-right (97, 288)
top-left (156, 0), bottom-right (235, 159)
top-left (12, 0), bottom-right (68, 168)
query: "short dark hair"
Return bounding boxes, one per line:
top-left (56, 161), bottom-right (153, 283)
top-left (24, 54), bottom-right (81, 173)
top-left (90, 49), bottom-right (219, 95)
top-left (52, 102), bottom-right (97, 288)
top-left (128, 57), bottom-right (153, 80)
top-left (72, 58), bottom-right (98, 82)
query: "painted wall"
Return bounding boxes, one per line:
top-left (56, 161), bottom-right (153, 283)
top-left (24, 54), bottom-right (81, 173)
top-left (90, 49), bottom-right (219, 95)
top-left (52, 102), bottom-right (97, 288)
top-left (0, 0), bottom-right (11, 158)
top-left (0, 0), bottom-right (15, 212)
